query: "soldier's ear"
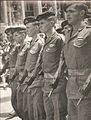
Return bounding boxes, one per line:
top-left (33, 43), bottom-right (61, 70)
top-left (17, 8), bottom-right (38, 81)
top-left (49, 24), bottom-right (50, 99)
top-left (50, 17), bottom-right (57, 26)
top-left (80, 10), bottom-right (86, 18)
top-left (22, 32), bottom-right (26, 38)
top-left (50, 20), bottom-right (55, 26)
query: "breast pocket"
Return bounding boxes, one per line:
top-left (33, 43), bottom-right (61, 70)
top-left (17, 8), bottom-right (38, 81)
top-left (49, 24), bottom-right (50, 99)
top-left (30, 44), bottom-right (39, 54)
top-left (46, 46), bottom-right (57, 53)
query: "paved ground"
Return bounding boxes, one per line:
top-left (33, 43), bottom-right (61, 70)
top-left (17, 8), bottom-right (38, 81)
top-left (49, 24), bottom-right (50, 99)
top-left (0, 83), bottom-right (68, 120)
top-left (0, 83), bottom-right (21, 120)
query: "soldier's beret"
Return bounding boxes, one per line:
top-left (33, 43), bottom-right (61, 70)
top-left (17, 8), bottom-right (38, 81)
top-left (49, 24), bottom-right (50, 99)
top-left (5, 27), bottom-right (14, 34)
top-left (36, 11), bottom-right (55, 21)
top-left (61, 20), bottom-right (69, 29)
top-left (13, 27), bottom-right (26, 33)
top-left (23, 16), bottom-right (36, 25)
top-left (65, 3), bottom-right (88, 13)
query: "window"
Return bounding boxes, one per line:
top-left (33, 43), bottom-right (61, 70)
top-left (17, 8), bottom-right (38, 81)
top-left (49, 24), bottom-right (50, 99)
top-left (0, 1), bottom-right (4, 23)
top-left (25, 2), bottom-right (34, 17)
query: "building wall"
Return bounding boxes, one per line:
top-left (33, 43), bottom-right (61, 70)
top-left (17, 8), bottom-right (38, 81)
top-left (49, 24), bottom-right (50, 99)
top-left (0, 0), bottom-right (91, 27)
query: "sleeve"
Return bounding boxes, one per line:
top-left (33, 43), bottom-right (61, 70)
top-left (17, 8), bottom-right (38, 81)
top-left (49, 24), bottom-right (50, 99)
top-left (56, 37), bottom-right (64, 52)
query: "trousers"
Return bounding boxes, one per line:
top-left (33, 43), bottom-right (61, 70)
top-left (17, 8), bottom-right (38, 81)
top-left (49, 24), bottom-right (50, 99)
top-left (17, 84), bottom-right (29, 120)
top-left (27, 87), bottom-right (46, 120)
top-left (68, 98), bottom-right (91, 120)
top-left (43, 92), bottom-right (67, 120)
top-left (11, 78), bottom-right (18, 114)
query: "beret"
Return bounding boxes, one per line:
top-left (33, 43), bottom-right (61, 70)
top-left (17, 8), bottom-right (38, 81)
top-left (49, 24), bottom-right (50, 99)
top-left (61, 20), bottom-right (69, 29)
top-left (23, 16), bottom-right (36, 25)
top-left (36, 11), bottom-right (55, 21)
top-left (5, 27), bottom-right (14, 34)
top-left (13, 27), bottom-right (26, 33)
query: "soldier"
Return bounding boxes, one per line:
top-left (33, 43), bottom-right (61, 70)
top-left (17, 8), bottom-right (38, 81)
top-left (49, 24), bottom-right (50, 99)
top-left (0, 27), bottom-right (14, 75)
top-left (31, 11), bottom-right (67, 120)
top-left (18, 16), bottom-right (45, 120)
top-left (4, 27), bottom-right (26, 119)
top-left (0, 27), bottom-right (20, 118)
top-left (5, 27), bottom-right (14, 44)
top-left (63, 3), bottom-right (91, 120)
top-left (8, 26), bottom-right (28, 120)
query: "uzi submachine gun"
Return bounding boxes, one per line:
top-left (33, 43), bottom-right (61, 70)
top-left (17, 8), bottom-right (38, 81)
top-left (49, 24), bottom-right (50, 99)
top-left (48, 59), bottom-right (67, 97)
top-left (77, 73), bottom-right (91, 105)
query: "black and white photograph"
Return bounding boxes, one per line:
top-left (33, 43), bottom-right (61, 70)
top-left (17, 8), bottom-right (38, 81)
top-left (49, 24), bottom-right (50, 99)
top-left (0, 0), bottom-right (91, 120)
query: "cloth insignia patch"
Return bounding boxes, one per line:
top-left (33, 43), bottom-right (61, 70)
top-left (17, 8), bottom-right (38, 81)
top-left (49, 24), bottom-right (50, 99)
top-left (49, 44), bottom-right (55, 47)
top-left (29, 43), bottom-right (38, 54)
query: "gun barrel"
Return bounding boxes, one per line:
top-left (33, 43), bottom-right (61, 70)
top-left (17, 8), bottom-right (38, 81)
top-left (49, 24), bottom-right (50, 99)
top-left (22, 84), bottom-right (28, 93)
top-left (77, 96), bottom-right (84, 106)
top-left (48, 89), bottom-right (54, 97)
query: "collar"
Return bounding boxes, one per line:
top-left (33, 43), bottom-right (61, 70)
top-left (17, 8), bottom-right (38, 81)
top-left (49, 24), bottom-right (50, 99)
top-left (67, 25), bottom-right (86, 43)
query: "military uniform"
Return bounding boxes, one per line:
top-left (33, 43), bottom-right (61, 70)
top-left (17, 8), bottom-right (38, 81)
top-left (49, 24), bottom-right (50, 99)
top-left (24, 38), bottom-right (45, 120)
top-left (8, 27), bottom-right (27, 119)
top-left (36, 11), bottom-right (67, 120)
top-left (9, 45), bottom-right (19, 113)
top-left (0, 27), bottom-right (19, 114)
top-left (42, 31), bottom-right (67, 120)
top-left (15, 43), bottom-right (29, 120)
top-left (18, 16), bottom-right (45, 120)
top-left (63, 25), bottom-right (91, 120)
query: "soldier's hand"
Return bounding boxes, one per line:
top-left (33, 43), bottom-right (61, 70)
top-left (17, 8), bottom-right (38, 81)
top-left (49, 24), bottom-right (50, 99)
top-left (79, 87), bottom-right (86, 96)
top-left (16, 82), bottom-right (21, 89)
top-left (27, 76), bottom-right (35, 86)
top-left (18, 80), bottom-right (23, 85)
top-left (7, 79), bottom-right (12, 87)
top-left (50, 77), bottom-right (60, 89)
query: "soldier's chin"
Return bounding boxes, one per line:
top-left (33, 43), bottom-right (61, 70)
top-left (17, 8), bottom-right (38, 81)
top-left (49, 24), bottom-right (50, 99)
top-left (68, 20), bottom-right (72, 24)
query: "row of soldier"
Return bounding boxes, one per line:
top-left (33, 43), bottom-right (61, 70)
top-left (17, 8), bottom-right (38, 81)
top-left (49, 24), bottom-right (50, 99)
top-left (0, 2), bottom-right (91, 120)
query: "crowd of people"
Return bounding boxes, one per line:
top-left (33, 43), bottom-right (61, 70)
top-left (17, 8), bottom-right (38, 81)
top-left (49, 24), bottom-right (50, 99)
top-left (0, 2), bottom-right (91, 120)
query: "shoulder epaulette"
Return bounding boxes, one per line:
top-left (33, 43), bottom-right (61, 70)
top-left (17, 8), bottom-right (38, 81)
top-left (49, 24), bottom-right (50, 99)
top-left (73, 26), bottom-right (91, 48)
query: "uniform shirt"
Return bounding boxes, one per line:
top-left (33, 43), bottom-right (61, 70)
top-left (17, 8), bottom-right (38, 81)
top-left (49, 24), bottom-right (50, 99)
top-left (9, 46), bottom-right (18, 68)
top-left (42, 31), bottom-right (64, 93)
top-left (63, 25), bottom-right (91, 99)
top-left (8, 45), bottom-right (19, 79)
top-left (25, 40), bottom-right (42, 88)
top-left (42, 31), bottom-right (63, 74)
top-left (25, 41), bottom-right (42, 72)
top-left (15, 45), bottom-right (28, 72)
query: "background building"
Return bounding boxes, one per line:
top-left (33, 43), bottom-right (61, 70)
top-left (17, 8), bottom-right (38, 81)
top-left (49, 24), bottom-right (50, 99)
top-left (0, 0), bottom-right (91, 30)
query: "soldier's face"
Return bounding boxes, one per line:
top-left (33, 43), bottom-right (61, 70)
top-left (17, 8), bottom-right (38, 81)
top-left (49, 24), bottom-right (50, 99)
top-left (66, 5), bottom-right (81, 25)
top-left (63, 25), bottom-right (71, 35)
top-left (26, 23), bottom-right (38, 37)
top-left (13, 32), bottom-right (23, 44)
top-left (39, 19), bottom-right (52, 33)
top-left (7, 32), bottom-right (13, 42)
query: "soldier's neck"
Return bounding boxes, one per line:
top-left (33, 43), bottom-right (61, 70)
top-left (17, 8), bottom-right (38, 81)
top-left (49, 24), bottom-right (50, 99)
top-left (72, 22), bottom-right (81, 36)
top-left (32, 33), bottom-right (37, 42)
top-left (20, 41), bottom-right (24, 47)
top-left (46, 28), bottom-right (53, 38)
